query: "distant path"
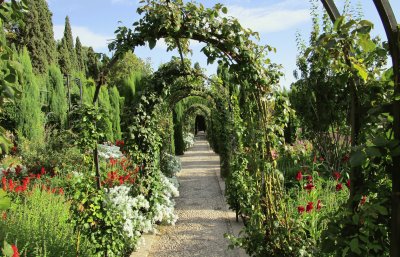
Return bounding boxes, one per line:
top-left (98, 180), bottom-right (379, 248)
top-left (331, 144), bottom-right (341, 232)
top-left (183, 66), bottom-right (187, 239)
top-left (148, 133), bottom-right (242, 257)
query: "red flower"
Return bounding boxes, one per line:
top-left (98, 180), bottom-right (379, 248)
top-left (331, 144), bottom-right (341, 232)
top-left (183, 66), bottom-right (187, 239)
top-left (304, 183), bottom-right (315, 191)
top-left (1, 177), bottom-right (6, 191)
top-left (109, 158), bottom-right (117, 166)
top-left (336, 183), bottom-right (343, 191)
top-left (40, 167), bottom-right (46, 175)
top-left (14, 186), bottom-right (24, 193)
top-left (8, 179), bottom-right (14, 191)
top-left (116, 140), bottom-right (124, 147)
top-left (306, 202), bottom-right (314, 212)
top-left (332, 171), bottom-right (341, 180)
top-left (11, 245), bottom-right (20, 257)
top-left (346, 179), bottom-right (351, 188)
top-left (307, 175), bottom-right (313, 183)
top-left (15, 165), bottom-right (22, 176)
top-left (296, 171), bottom-right (302, 181)
top-left (360, 195), bottom-right (367, 205)
top-left (317, 200), bottom-right (322, 210)
top-left (2, 211), bottom-right (6, 220)
top-left (59, 188), bottom-right (64, 195)
top-left (342, 154), bottom-right (350, 163)
top-left (298, 206), bottom-right (305, 214)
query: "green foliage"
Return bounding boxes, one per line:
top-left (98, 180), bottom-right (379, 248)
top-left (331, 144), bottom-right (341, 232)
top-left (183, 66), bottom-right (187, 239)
top-left (98, 86), bottom-right (114, 142)
top-left (109, 86), bottom-right (122, 140)
top-left (0, 190), bottom-right (10, 211)
top-left (70, 178), bottom-right (126, 257)
top-left (62, 16), bottom-right (77, 73)
top-left (0, 187), bottom-right (91, 256)
top-left (46, 64), bottom-right (68, 128)
top-left (16, 48), bottom-right (44, 144)
top-left (85, 47), bottom-right (100, 79)
top-left (18, 0), bottom-right (56, 74)
top-left (69, 104), bottom-right (106, 152)
top-left (75, 37), bottom-right (86, 73)
top-left (173, 104), bottom-right (184, 155)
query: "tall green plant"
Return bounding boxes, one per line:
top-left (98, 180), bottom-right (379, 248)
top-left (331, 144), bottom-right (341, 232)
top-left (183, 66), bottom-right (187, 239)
top-left (16, 48), bottom-right (44, 144)
top-left (47, 64), bottom-right (68, 128)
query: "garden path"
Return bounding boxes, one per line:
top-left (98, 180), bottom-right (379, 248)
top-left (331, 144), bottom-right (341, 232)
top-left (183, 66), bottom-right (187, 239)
top-left (147, 133), bottom-right (246, 257)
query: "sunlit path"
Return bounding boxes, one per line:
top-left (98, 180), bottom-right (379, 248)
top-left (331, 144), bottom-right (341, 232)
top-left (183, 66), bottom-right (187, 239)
top-left (148, 133), bottom-right (243, 257)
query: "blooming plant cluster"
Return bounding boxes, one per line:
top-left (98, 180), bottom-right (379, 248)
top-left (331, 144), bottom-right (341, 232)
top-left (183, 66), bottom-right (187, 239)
top-left (1, 241), bottom-right (19, 257)
top-left (160, 152), bottom-right (181, 178)
top-left (98, 143), bottom-right (124, 160)
top-left (183, 132), bottom-right (195, 150)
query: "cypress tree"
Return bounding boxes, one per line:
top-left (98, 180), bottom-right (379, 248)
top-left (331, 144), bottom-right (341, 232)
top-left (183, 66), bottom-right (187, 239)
top-left (98, 86), bottom-right (114, 142)
top-left (19, 0), bottom-right (57, 74)
top-left (86, 47), bottom-right (99, 79)
top-left (57, 38), bottom-right (73, 75)
top-left (17, 48), bottom-right (44, 143)
top-left (75, 37), bottom-right (86, 73)
top-left (46, 64), bottom-right (68, 128)
top-left (62, 16), bottom-right (77, 71)
top-left (109, 86), bottom-right (122, 140)
top-left (173, 103), bottom-right (185, 155)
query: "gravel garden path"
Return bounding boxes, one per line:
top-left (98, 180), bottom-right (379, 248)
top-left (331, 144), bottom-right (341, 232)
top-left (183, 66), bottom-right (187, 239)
top-left (148, 133), bottom-right (245, 257)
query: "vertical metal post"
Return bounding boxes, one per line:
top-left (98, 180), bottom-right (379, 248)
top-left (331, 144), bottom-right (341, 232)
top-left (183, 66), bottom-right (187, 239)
top-left (372, 1), bottom-right (400, 256)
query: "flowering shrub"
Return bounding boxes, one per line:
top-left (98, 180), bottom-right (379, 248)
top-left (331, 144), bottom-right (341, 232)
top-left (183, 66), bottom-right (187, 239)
top-left (183, 132), bottom-right (195, 150)
top-left (148, 173), bottom-right (179, 226)
top-left (98, 143), bottom-right (124, 160)
top-left (160, 152), bottom-right (181, 178)
top-left (104, 186), bottom-right (152, 248)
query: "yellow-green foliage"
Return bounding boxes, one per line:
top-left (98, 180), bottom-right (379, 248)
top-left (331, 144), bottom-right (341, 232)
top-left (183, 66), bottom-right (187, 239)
top-left (109, 86), bottom-right (122, 140)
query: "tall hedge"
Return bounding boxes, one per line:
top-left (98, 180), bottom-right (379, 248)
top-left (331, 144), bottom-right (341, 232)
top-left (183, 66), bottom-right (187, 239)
top-left (17, 48), bottom-right (44, 143)
top-left (46, 64), bottom-right (68, 128)
top-left (109, 86), bottom-right (122, 140)
top-left (98, 86), bottom-right (114, 142)
top-left (173, 103), bottom-right (184, 155)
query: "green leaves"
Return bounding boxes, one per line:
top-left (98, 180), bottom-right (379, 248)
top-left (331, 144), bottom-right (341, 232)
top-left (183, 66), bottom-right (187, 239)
top-left (0, 189), bottom-right (11, 211)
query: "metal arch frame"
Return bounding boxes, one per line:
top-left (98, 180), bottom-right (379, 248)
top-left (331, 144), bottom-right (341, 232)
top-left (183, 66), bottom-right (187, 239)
top-left (321, 1), bottom-right (400, 255)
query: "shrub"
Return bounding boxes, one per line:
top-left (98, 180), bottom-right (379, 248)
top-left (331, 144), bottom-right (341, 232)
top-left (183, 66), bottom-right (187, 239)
top-left (0, 187), bottom-right (91, 257)
top-left (160, 153), bottom-right (181, 178)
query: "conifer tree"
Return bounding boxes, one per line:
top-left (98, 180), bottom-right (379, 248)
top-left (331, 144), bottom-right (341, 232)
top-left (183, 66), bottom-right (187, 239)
top-left (17, 48), bottom-right (44, 143)
top-left (86, 47), bottom-right (100, 79)
top-left (109, 86), bottom-right (122, 140)
top-left (46, 64), bottom-right (68, 128)
top-left (98, 86), bottom-right (114, 141)
top-left (19, 0), bottom-right (57, 74)
top-left (75, 37), bottom-right (86, 73)
top-left (57, 39), bottom-right (73, 75)
top-left (62, 16), bottom-right (77, 71)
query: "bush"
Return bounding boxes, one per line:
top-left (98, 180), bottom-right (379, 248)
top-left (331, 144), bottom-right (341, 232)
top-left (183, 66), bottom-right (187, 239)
top-left (160, 153), bottom-right (181, 178)
top-left (183, 132), bottom-right (195, 150)
top-left (0, 187), bottom-right (91, 257)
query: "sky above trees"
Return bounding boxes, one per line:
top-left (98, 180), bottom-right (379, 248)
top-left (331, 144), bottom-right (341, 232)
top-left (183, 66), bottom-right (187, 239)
top-left (47, 0), bottom-right (400, 88)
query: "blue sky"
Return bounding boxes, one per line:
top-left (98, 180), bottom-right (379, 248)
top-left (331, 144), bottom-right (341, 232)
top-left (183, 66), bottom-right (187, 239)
top-left (47, 0), bottom-right (400, 88)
